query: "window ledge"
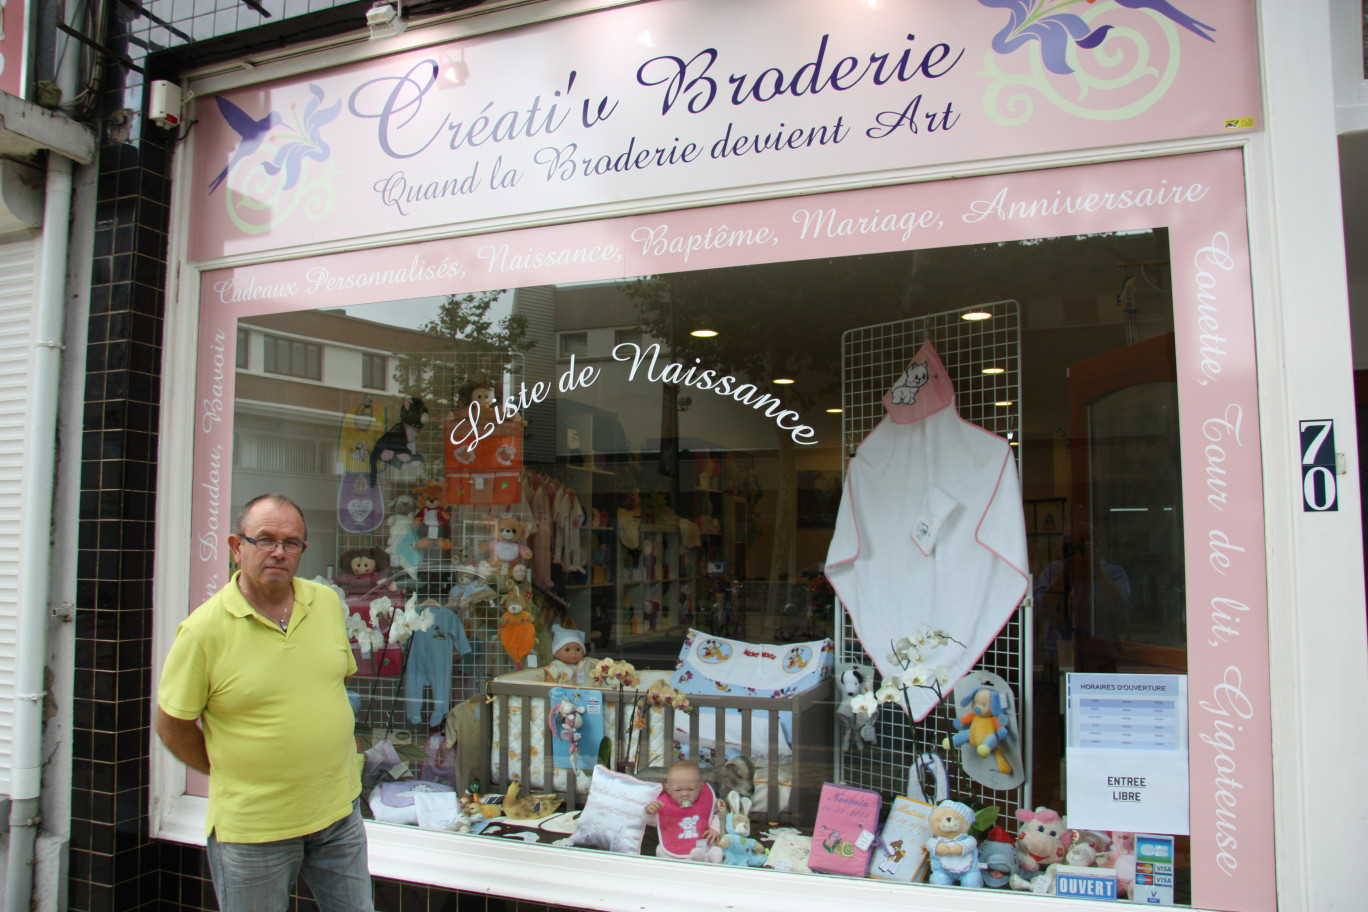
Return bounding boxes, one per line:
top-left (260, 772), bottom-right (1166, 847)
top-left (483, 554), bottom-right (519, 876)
top-left (154, 793), bottom-right (1161, 912)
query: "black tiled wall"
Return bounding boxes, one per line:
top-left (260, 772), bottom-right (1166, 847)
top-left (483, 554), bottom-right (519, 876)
top-left (72, 0), bottom-right (587, 909)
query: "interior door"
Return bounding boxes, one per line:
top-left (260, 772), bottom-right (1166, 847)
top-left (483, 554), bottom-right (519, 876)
top-left (1067, 332), bottom-right (1187, 673)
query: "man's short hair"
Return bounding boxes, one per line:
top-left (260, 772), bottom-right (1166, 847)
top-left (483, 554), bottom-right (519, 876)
top-left (235, 493), bottom-right (309, 540)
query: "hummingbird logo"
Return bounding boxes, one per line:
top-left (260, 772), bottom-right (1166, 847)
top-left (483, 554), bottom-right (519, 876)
top-left (207, 96), bottom-right (283, 195)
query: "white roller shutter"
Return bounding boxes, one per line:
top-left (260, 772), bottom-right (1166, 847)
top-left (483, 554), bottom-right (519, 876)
top-left (0, 235), bottom-right (37, 793)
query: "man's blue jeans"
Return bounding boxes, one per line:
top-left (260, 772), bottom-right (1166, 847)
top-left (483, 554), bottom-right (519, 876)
top-left (206, 800), bottom-right (374, 912)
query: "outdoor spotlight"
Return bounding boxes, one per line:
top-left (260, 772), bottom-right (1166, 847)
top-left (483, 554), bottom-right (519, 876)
top-left (367, 1), bottom-right (406, 40)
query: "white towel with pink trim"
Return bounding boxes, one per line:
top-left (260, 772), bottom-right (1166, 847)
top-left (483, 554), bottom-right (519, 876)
top-left (825, 341), bottom-right (1028, 721)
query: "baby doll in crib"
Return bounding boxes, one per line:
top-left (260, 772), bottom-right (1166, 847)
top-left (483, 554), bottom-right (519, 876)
top-left (643, 760), bottom-right (723, 863)
top-left (542, 624), bottom-right (597, 685)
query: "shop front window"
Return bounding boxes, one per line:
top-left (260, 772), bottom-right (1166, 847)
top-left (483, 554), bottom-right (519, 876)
top-left (225, 228), bottom-right (1200, 901)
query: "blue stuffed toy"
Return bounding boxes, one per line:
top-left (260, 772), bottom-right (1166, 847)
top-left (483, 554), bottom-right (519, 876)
top-left (718, 790), bottom-right (768, 867)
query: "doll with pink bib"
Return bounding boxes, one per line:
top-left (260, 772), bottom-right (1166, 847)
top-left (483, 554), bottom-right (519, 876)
top-left (643, 761), bottom-right (724, 863)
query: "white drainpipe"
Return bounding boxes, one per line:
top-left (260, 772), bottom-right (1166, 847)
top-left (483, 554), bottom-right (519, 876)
top-left (6, 2), bottom-right (82, 904)
top-left (5, 149), bottom-right (74, 912)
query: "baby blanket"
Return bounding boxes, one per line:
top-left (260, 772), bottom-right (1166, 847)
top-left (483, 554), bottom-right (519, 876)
top-left (825, 340), bottom-right (1028, 720)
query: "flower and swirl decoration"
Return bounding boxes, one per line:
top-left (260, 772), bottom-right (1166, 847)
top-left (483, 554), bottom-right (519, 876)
top-left (978, 0), bottom-right (1216, 124)
top-left (208, 83), bottom-right (342, 235)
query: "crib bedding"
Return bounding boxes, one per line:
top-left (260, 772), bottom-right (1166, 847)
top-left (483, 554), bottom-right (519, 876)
top-left (484, 665), bottom-right (833, 824)
top-left (674, 707), bottom-right (792, 760)
top-left (487, 689), bottom-right (667, 795)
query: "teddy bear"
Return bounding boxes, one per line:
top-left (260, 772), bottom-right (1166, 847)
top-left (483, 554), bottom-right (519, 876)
top-left (1010, 807), bottom-right (1071, 891)
top-left (412, 482), bottom-right (451, 553)
top-left (925, 799), bottom-right (983, 887)
top-left (368, 396), bottom-right (428, 486)
top-left (497, 575), bottom-right (537, 668)
top-left (489, 515), bottom-right (532, 579)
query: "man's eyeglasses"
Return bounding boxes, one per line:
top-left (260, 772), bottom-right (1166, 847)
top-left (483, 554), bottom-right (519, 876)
top-left (240, 534), bottom-right (306, 555)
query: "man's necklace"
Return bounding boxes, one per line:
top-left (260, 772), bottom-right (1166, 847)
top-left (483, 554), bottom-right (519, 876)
top-left (263, 605), bottom-right (291, 631)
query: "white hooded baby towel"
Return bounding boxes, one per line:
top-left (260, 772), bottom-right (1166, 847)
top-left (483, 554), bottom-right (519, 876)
top-left (825, 340), bottom-right (1029, 721)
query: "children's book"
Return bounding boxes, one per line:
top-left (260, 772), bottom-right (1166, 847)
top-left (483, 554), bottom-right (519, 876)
top-left (867, 795), bottom-right (935, 883)
top-left (808, 783), bottom-right (882, 877)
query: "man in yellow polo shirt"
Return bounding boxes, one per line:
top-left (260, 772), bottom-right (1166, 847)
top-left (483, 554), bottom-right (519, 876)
top-left (157, 493), bottom-right (373, 912)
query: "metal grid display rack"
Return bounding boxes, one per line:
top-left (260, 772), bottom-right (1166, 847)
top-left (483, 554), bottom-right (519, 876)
top-left (835, 301), bottom-right (1031, 826)
top-left (343, 351), bottom-right (526, 732)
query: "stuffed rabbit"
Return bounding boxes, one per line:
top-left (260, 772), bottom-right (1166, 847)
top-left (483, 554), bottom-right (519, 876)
top-left (718, 790), bottom-right (767, 866)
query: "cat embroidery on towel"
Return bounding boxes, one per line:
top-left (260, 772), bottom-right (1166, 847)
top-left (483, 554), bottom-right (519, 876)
top-left (890, 360), bottom-right (930, 405)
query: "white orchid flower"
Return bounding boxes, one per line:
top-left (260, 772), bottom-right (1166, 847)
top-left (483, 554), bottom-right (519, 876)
top-left (388, 611), bottom-right (412, 645)
top-left (386, 597), bottom-right (437, 645)
top-left (410, 605), bottom-right (435, 633)
top-left (874, 680), bottom-right (902, 704)
top-left (345, 612), bottom-right (366, 641)
top-left (934, 665), bottom-right (952, 687)
top-left (850, 692), bottom-right (879, 715)
top-left (897, 665), bottom-right (934, 688)
top-left (370, 596), bottom-right (394, 622)
top-left (355, 626), bottom-right (384, 656)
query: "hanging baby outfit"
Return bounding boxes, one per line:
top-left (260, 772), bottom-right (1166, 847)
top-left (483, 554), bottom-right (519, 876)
top-left (825, 340), bottom-right (1029, 721)
top-left (404, 605), bottom-right (473, 728)
top-left (529, 475), bottom-right (555, 587)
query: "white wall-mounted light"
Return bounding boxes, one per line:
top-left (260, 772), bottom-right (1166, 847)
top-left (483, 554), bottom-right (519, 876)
top-left (367, 0), bottom-right (406, 40)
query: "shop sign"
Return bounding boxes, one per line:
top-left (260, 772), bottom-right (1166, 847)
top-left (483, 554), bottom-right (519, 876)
top-left (186, 0), bottom-right (1260, 260)
top-left (1064, 673), bottom-right (1190, 836)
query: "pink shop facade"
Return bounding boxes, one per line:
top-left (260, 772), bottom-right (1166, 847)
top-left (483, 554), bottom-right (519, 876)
top-left (146, 3), bottom-right (1366, 911)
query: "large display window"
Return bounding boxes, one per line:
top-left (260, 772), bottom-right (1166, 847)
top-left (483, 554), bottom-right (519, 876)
top-left (167, 149), bottom-right (1274, 911)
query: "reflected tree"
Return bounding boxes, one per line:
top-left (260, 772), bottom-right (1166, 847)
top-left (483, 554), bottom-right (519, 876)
top-left (390, 289), bottom-right (535, 408)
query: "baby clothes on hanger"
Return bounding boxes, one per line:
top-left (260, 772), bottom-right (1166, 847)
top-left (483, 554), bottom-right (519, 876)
top-left (529, 474), bottom-right (556, 587)
top-left (404, 604), bottom-right (473, 728)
